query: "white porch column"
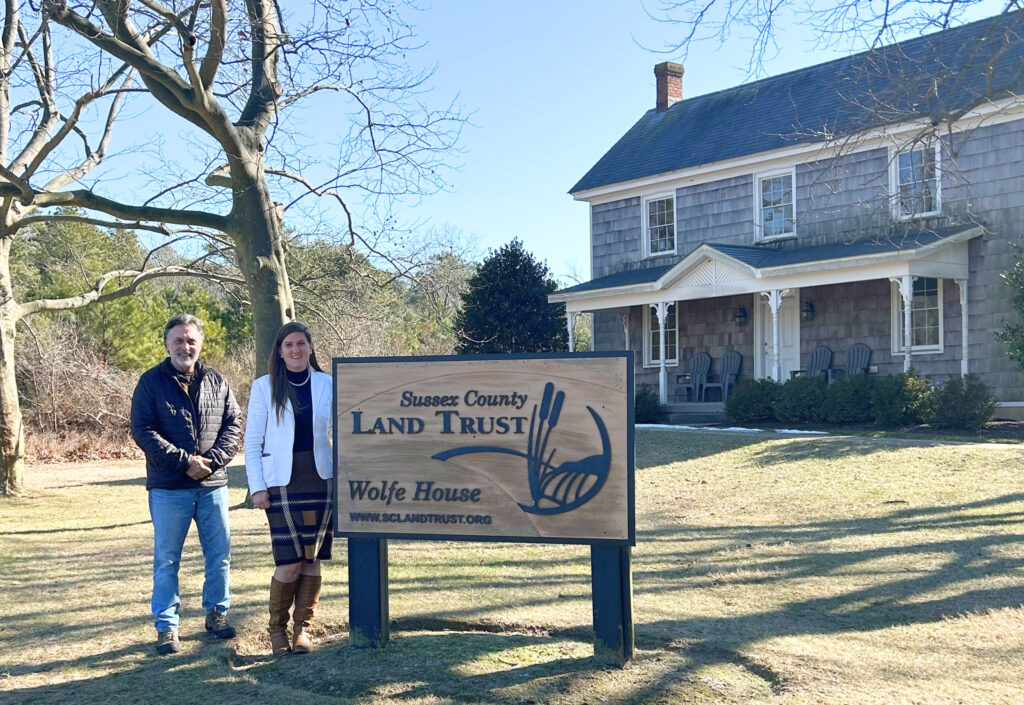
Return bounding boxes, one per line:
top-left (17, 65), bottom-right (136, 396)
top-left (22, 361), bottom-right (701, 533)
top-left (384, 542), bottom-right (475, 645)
top-left (652, 302), bottom-right (668, 404)
top-left (956, 278), bottom-right (969, 376)
top-left (590, 313), bottom-right (596, 352)
top-left (891, 275), bottom-right (914, 373)
top-left (619, 311), bottom-right (630, 351)
top-left (567, 313), bottom-right (576, 353)
top-left (761, 290), bottom-right (785, 381)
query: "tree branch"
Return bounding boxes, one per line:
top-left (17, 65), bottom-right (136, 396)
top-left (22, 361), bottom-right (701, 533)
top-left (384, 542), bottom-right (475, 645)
top-left (10, 213), bottom-right (170, 235)
top-left (25, 65), bottom-right (134, 186)
top-left (199, 0), bottom-right (227, 89)
top-left (237, 0), bottom-right (281, 135)
top-left (0, 164), bottom-right (33, 203)
top-left (2, 0), bottom-right (17, 56)
top-left (18, 265), bottom-right (245, 319)
top-left (0, 183), bottom-right (229, 230)
top-left (43, 1), bottom-right (207, 131)
top-left (8, 19), bottom-right (59, 176)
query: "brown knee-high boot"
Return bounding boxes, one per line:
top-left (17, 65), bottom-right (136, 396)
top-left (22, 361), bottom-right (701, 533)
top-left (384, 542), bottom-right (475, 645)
top-left (269, 577), bottom-right (298, 656)
top-left (291, 573), bottom-right (322, 654)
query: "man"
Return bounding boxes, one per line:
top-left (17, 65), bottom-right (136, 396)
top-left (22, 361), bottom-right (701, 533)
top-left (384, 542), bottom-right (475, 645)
top-left (130, 314), bottom-right (242, 655)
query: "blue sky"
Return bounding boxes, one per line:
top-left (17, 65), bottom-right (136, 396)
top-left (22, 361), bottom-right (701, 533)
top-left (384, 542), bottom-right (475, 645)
top-left (399, 0), bottom-right (1008, 283)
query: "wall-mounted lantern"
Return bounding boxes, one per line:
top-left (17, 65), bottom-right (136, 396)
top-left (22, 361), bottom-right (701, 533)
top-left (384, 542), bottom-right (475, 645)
top-left (733, 306), bottom-right (748, 326)
top-left (801, 298), bottom-right (815, 321)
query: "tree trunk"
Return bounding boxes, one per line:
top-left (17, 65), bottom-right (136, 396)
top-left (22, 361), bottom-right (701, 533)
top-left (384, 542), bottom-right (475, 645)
top-left (0, 236), bottom-right (25, 495)
top-left (229, 155), bottom-right (294, 368)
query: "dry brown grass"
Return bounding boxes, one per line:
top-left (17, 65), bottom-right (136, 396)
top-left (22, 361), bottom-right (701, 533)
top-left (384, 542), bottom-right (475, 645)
top-left (23, 430), bottom-right (142, 463)
top-left (1, 430), bottom-right (1023, 704)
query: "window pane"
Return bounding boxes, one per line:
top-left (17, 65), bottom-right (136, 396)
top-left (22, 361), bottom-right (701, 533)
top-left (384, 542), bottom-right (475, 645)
top-left (648, 304), bottom-right (677, 363)
top-left (647, 198), bottom-right (675, 254)
top-left (760, 174), bottom-right (793, 237)
top-left (897, 148), bottom-right (937, 216)
top-left (898, 277), bottom-right (941, 349)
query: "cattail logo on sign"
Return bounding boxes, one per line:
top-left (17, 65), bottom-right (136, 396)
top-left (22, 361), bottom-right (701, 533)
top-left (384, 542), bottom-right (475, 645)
top-left (432, 382), bottom-right (611, 515)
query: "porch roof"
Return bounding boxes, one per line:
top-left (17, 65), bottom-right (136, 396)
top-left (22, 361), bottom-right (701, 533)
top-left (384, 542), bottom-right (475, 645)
top-left (551, 224), bottom-right (982, 312)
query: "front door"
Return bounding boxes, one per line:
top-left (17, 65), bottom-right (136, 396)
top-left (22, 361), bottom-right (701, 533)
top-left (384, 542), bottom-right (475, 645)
top-left (759, 292), bottom-right (800, 380)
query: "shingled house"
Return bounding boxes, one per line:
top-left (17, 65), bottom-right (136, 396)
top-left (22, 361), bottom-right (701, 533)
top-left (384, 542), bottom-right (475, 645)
top-left (551, 12), bottom-right (1024, 416)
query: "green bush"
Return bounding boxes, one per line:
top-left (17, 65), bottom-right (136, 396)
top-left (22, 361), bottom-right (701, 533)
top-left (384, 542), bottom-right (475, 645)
top-left (925, 374), bottom-right (995, 431)
top-left (725, 378), bottom-right (780, 423)
top-left (635, 384), bottom-right (668, 424)
top-left (773, 375), bottom-right (828, 423)
top-left (870, 370), bottom-right (931, 427)
top-left (823, 374), bottom-right (876, 424)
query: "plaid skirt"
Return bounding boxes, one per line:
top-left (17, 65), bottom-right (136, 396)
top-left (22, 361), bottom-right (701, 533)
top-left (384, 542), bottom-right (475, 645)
top-left (266, 451), bottom-right (333, 566)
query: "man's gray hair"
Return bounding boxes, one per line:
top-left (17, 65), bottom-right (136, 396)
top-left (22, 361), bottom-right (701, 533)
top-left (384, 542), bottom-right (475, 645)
top-left (163, 314), bottom-right (205, 341)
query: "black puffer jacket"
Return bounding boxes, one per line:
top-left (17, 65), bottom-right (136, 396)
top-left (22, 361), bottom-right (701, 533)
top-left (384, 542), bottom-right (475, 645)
top-left (131, 359), bottom-right (242, 490)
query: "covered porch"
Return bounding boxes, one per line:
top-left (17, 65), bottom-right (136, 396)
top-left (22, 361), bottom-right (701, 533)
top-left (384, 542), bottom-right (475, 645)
top-left (552, 225), bottom-right (982, 405)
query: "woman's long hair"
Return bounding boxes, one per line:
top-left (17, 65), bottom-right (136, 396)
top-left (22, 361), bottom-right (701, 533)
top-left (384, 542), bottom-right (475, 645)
top-left (268, 321), bottom-right (323, 421)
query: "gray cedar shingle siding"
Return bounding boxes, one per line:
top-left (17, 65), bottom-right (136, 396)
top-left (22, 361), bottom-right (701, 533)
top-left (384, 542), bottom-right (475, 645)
top-left (592, 198), bottom-right (641, 278)
top-left (798, 149), bottom-right (891, 242)
top-left (676, 175), bottom-right (752, 250)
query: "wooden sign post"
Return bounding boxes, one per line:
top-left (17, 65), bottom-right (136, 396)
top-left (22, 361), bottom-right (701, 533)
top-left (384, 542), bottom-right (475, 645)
top-left (333, 352), bottom-right (635, 665)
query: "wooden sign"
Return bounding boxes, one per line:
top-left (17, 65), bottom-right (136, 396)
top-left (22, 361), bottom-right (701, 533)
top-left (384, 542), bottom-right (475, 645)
top-left (333, 353), bottom-right (634, 545)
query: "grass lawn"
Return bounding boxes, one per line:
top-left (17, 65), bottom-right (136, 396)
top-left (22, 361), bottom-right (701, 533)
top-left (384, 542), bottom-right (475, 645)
top-left (1, 429), bottom-right (1023, 704)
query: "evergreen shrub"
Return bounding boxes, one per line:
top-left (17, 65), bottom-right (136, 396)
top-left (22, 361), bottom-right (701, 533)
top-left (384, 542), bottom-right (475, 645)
top-left (635, 384), bottom-right (668, 424)
top-left (870, 371), bottom-right (931, 426)
top-left (725, 378), bottom-right (780, 423)
top-left (823, 374), bottom-right (876, 424)
top-left (925, 374), bottom-right (996, 431)
top-left (773, 375), bottom-right (828, 423)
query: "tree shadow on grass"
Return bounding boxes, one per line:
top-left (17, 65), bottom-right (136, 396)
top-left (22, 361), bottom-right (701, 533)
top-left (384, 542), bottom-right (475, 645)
top-left (241, 629), bottom-right (600, 704)
top-left (4, 492), bottom-right (1024, 703)
top-left (0, 519), bottom-right (152, 535)
top-left (636, 428), bottom-right (920, 470)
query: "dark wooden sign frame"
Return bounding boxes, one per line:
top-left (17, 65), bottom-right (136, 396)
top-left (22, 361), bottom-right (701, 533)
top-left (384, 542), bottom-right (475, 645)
top-left (332, 352), bottom-right (635, 665)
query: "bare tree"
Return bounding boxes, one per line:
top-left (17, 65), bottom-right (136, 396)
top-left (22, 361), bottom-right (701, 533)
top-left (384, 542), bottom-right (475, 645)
top-left (0, 4), bottom-right (248, 494)
top-left (0, 1), bottom-right (460, 494)
top-left (35, 0), bottom-right (460, 356)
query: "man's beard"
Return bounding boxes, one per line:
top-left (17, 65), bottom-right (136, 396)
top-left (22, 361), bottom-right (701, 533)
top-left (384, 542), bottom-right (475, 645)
top-left (170, 352), bottom-right (198, 372)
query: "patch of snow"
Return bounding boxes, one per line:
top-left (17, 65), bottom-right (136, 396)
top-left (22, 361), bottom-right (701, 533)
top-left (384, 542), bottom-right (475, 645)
top-left (637, 423), bottom-right (827, 436)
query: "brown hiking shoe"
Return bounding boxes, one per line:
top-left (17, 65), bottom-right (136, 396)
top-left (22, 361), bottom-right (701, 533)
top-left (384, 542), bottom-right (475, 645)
top-left (156, 630), bottom-right (180, 655)
top-left (205, 610), bottom-right (236, 639)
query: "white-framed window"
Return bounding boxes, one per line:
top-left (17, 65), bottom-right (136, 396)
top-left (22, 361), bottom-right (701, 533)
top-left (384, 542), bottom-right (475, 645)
top-left (644, 194), bottom-right (676, 256)
top-left (755, 170), bottom-right (795, 239)
top-left (891, 277), bottom-right (943, 353)
top-left (644, 303), bottom-right (678, 366)
top-left (891, 144), bottom-right (941, 219)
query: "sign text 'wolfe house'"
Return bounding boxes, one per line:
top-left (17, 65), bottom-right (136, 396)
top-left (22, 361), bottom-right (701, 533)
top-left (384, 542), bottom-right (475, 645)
top-left (333, 354), bottom-right (634, 544)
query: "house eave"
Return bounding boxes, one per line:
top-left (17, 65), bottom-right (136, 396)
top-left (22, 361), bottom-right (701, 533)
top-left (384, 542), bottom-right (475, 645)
top-left (550, 226), bottom-right (982, 313)
top-left (549, 280), bottom-right (659, 304)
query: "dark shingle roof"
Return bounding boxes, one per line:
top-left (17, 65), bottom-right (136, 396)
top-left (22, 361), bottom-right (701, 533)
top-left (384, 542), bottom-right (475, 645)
top-left (555, 225), bottom-right (976, 295)
top-left (559, 263), bottom-right (675, 294)
top-left (706, 224), bottom-right (976, 267)
top-left (571, 12), bottom-right (1024, 194)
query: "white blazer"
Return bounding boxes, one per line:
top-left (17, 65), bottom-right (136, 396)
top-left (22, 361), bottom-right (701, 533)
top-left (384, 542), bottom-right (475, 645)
top-left (244, 370), bottom-right (333, 494)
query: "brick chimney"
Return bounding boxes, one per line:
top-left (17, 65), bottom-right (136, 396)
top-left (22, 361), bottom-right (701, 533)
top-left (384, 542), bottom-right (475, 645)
top-left (654, 62), bottom-right (684, 112)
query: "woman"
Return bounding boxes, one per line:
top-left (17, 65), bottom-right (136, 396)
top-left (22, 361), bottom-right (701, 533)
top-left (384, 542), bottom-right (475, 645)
top-left (244, 322), bottom-right (333, 655)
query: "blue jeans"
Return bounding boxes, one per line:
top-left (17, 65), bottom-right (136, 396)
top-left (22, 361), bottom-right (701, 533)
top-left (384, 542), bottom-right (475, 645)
top-left (148, 486), bottom-right (231, 632)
